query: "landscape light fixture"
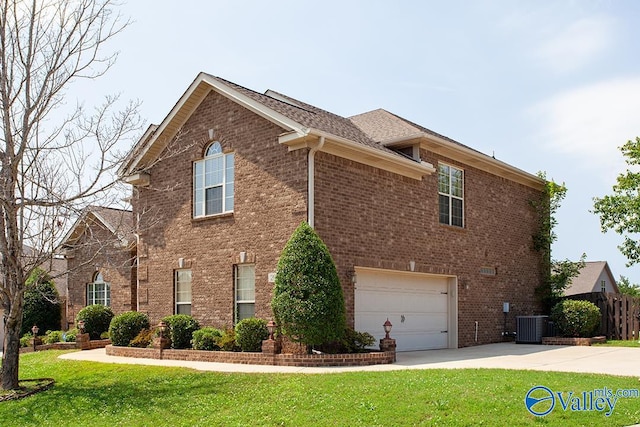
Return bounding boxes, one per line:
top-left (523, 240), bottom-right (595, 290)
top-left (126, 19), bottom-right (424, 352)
top-left (383, 318), bottom-right (392, 339)
top-left (78, 320), bottom-right (85, 334)
top-left (267, 320), bottom-right (277, 341)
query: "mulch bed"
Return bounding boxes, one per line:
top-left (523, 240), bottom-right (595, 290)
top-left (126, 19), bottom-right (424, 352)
top-left (0, 378), bottom-right (55, 402)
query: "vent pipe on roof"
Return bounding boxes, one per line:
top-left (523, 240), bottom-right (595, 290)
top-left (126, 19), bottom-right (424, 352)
top-left (308, 136), bottom-right (325, 228)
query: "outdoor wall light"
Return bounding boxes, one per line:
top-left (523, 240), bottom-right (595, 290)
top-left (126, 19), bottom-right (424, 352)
top-left (239, 251), bottom-right (247, 263)
top-left (383, 318), bottom-right (392, 339)
top-left (266, 320), bottom-right (277, 341)
top-left (409, 260), bottom-right (416, 272)
top-left (78, 320), bottom-right (85, 334)
top-left (351, 272), bottom-right (357, 284)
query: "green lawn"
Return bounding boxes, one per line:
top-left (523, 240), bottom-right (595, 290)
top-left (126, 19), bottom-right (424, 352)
top-left (594, 340), bottom-right (640, 348)
top-left (1, 350), bottom-right (639, 426)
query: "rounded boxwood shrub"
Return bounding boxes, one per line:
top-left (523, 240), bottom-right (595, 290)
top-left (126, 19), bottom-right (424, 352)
top-left (44, 330), bottom-right (64, 344)
top-left (76, 304), bottom-right (114, 339)
top-left (551, 299), bottom-right (601, 337)
top-left (109, 311), bottom-right (151, 346)
top-left (63, 328), bottom-right (78, 342)
top-left (235, 318), bottom-right (268, 352)
top-left (192, 327), bottom-right (223, 351)
top-left (162, 314), bottom-right (200, 349)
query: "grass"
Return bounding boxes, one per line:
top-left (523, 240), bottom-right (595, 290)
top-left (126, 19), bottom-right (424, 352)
top-left (0, 350), bottom-right (639, 426)
top-left (594, 340), bottom-right (640, 348)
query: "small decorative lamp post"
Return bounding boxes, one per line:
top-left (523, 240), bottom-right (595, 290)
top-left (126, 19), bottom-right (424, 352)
top-left (380, 318), bottom-right (396, 361)
top-left (77, 320), bottom-right (85, 334)
top-left (266, 320), bottom-right (277, 341)
top-left (158, 321), bottom-right (167, 340)
top-left (383, 318), bottom-right (392, 339)
top-left (31, 325), bottom-right (39, 352)
top-left (154, 321), bottom-right (170, 358)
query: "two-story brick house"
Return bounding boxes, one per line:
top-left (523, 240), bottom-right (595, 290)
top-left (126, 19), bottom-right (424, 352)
top-left (119, 72), bottom-right (546, 350)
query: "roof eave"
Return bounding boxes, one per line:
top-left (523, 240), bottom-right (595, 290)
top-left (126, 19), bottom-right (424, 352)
top-left (280, 129), bottom-right (436, 180)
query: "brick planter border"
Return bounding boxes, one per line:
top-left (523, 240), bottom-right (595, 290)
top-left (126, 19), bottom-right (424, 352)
top-left (541, 336), bottom-right (606, 346)
top-left (105, 345), bottom-right (395, 367)
top-left (20, 338), bottom-right (112, 354)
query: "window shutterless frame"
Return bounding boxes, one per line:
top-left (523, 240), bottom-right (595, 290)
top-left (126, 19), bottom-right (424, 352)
top-left (438, 163), bottom-right (464, 227)
top-left (234, 264), bottom-right (255, 323)
top-left (175, 269), bottom-right (192, 315)
top-left (193, 142), bottom-right (234, 218)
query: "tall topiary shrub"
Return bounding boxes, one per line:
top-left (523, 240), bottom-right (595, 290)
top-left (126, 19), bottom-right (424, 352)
top-left (109, 311), bottom-right (150, 346)
top-left (551, 299), bottom-right (601, 337)
top-left (76, 304), bottom-right (114, 340)
top-left (162, 314), bottom-right (200, 349)
top-left (21, 268), bottom-right (61, 336)
top-left (272, 222), bottom-right (346, 349)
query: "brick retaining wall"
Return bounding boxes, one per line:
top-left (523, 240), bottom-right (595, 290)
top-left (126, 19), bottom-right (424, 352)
top-left (106, 345), bottom-right (395, 367)
top-left (541, 336), bottom-right (606, 346)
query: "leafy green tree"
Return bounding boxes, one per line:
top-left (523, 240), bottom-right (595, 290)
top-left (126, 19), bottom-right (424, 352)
top-left (21, 268), bottom-right (61, 336)
top-left (272, 222), bottom-right (346, 350)
top-left (531, 173), bottom-right (586, 312)
top-left (594, 137), bottom-right (640, 266)
top-left (617, 276), bottom-right (640, 297)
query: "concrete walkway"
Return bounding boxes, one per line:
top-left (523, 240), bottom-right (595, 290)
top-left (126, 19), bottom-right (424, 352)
top-left (58, 342), bottom-right (640, 376)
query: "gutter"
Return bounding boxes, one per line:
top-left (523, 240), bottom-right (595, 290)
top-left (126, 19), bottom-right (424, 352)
top-left (308, 136), bottom-right (325, 228)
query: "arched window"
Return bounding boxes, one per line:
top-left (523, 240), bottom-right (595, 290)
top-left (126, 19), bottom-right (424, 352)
top-left (193, 141), bottom-right (234, 217)
top-left (87, 272), bottom-right (111, 306)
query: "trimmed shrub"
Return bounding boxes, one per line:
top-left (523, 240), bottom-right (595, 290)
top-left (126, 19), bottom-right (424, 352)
top-left (162, 314), bottom-right (200, 349)
top-left (21, 268), bottom-right (61, 336)
top-left (551, 299), bottom-right (601, 337)
top-left (341, 328), bottom-right (375, 353)
top-left (44, 330), bottom-right (64, 344)
top-left (130, 328), bottom-right (154, 348)
top-left (216, 328), bottom-right (240, 352)
top-left (63, 328), bottom-right (78, 342)
top-left (109, 311), bottom-right (151, 347)
top-left (20, 333), bottom-right (32, 348)
top-left (272, 222), bottom-right (346, 349)
top-left (235, 318), bottom-right (268, 352)
top-left (76, 304), bottom-right (114, 340)
top-left (192, 327), bottom-right (223, 351)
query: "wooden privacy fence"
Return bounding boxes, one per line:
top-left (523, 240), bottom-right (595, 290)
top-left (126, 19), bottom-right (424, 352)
top-left (568, 292), bottom-right (640, 340)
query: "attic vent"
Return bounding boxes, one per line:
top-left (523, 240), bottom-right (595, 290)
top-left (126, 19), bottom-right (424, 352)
top-left (480, 266), bottom-right (496, 276)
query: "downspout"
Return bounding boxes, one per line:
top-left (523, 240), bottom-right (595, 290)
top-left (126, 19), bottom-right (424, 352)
top-left (307, 136), bottom-right (325, 228)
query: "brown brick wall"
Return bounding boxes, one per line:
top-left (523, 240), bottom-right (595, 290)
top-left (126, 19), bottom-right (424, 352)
top-left (313, 152), bottom-right (544, 347)
top-left (66, 223), bottom-right (135, 327)
top-left (135, 90), bottom-right (307, 327)
top-left (133, 90), bottom-right (545, 348)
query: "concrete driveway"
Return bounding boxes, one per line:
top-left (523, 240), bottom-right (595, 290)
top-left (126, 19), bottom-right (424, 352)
top-left (58, 342), bottom-right (640, 376)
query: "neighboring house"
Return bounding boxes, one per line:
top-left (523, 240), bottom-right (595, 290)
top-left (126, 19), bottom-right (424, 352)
top-left (564, 261), bottom-right (619, 296)
top-left (119, 73), bottom-right (547, 350)
top-left (60, 206), bottom-right (136, 328)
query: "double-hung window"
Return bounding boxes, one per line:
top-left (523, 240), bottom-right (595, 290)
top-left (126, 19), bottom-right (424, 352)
top-left (87, 272), bottom-right (111, 306)
top-left (193, 142), bottom-right (234, 218)
top-left (175, 269), bottom-right (192, 315)
top-left (438, 164), bottom-right (464, 227)
top-left (235, 264), bottom-right (255, 322)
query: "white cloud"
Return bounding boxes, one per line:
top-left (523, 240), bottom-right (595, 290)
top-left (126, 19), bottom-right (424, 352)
top-left (533, 17), bottom-right (614, 73)
top-left (530, 76), bottom-right (640, 178)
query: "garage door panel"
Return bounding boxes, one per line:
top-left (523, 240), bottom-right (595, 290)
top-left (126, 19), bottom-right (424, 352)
top-left (355, 269), bottom-right (452, 351)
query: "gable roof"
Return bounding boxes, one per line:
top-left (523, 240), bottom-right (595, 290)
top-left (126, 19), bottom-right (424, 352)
top-left (60, 206), bottom-right (134, 248)
top-left (119, 72), bottom-right (543, 188)
top-left (565, 261), bottom-right (618, 295)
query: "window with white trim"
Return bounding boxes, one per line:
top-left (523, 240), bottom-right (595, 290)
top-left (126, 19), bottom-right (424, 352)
top-left (87, 272), bottom-right (111, 306)
top-left (235, 264), bottom-right (255, 322)
top-left (193, 142), bottom-right (234, 218)
top-left (175, 269), bottom-right (192, 315)
top-left (438, 164), bottom-right (464, 227)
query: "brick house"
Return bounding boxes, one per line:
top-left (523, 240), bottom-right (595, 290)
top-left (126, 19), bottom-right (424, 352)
top-left (119, 73), bottom-right (547, 350)
top-left (60, 206), bottom-right (136, 328)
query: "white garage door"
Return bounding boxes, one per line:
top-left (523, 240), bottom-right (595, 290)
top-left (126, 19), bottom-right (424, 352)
top-left (355, 268), bottom-right (455, 351)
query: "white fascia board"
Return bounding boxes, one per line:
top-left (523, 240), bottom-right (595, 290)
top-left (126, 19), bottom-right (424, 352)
top-left (280, 128), bottom-right (436, 179)
top-left (122, 73), bottom-right (309, 176)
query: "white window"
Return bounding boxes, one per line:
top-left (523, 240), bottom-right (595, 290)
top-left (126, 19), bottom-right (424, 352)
top-left (438, 164), bottom-right (464, 227)
top-left (175, 269), bottom-right (192, 315)
top-left (87, 272), bottom-right (111, 306)
top-left (235, 264), bottom-right (255, 322)
top-left (601, 280), bottom-right (606, 292)
top-left (193, 142), bottom-right (234, 218)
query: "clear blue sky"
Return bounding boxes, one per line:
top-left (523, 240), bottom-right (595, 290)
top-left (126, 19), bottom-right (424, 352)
top-left (73, 0), bottom-right (640, 284)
